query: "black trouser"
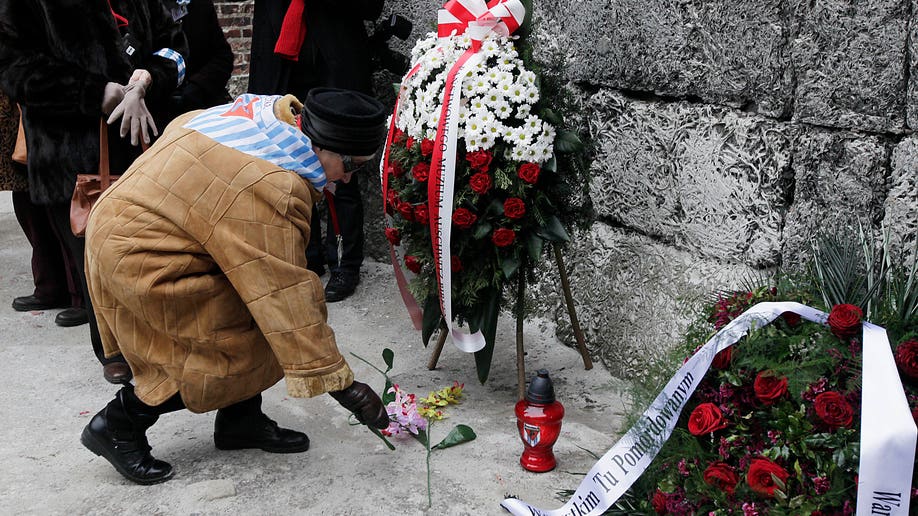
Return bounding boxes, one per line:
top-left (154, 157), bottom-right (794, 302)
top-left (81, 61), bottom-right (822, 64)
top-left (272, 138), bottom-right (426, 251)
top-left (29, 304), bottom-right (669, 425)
top-left (307, 175), bottom-right (364, 272)
top-left (12, 191), bottom-right (83, 307)
top-left (44, 201), bottom-right (127, 366)
top-left (116, 385), bottom-right (262, 420)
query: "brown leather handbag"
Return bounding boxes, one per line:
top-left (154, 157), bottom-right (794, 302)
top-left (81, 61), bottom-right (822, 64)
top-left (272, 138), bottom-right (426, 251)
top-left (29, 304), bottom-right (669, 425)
top-left (12, 104), bottom-right (27, 165)
top-left (70, 119), bottom-right (120, 237)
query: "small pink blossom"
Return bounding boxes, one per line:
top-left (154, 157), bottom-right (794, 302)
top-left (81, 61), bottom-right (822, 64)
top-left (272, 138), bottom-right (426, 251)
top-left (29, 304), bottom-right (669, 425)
top-left (383, 384), bottom-right (428, 437)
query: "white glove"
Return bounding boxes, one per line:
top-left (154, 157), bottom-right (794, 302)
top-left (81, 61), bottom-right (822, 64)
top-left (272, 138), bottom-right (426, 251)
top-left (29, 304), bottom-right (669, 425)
top-left (107, 81), bottom-right (158, 146)
top-left (101, 82), bottom-right (125, 115)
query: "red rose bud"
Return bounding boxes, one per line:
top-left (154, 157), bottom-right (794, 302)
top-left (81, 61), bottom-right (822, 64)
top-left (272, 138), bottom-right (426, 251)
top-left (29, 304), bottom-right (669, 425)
top-left (414, 203), bottom-right (429, 224)
top-left (412, 162), bottom-right (430, 182)
top-left (813, 391), bottom-right (854, 429)
top-left (827, 303), bottom-right (863, 339)
top-left (452, 208), bottom-right (478, 229)
top-left (746, 458), bottom-right (789, 497)
top-left (703, 461), bottom-right (739, 495)
top-left (405, 136), bottom-right (415, 149)
top-left (451, 256), bottom-right (462, 272)
top-left (503, 197), bottom-right (526, 220)
top-left (396, 202), bottom-right (414, 222)
top-left (466, 149), bottom-right (494, 172)
top-left (491, 228), bottom-right (516, 248)
top-left (420, 138), bottom-right (435, 156)
top-left (651, 490), bottom-right (667, 515)
top-left (404, 255), bottom-right (422, 274)
top-left (753, 371), bottom-right (788, 406)
top-left (518, 162), bottom-right (541, 184)
top-left (469, 172), bottom-right (493, 195)
top-left (894, 339), bottom-right (918, 378)
top-left (687, 402), bottom-right (728, 435)
top-left (711, 347), bottom-right (732, 369)
top-left (781, 311), bottom-right (802, 326)
top-left (384, 227), bottom-right (401, 246)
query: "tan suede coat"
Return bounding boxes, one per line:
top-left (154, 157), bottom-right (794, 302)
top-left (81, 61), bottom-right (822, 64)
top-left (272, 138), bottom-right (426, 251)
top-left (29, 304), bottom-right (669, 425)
top-left (85, 111), bottom-right (353, 413)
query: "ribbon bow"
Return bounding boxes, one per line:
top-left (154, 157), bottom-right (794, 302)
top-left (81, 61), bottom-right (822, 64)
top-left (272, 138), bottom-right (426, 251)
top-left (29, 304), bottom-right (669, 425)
top-left (437, 0), bottom-right (526, 48)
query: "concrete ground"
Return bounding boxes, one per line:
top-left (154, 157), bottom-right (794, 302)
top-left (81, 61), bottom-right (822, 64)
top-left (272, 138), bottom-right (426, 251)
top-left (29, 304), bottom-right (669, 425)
top-left (0, 191), bottom-right (630, 515)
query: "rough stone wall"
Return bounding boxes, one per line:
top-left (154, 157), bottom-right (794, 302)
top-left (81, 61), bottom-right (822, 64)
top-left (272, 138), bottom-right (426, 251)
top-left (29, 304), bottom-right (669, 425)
top-left (218, 0), bottom-right (918, 379)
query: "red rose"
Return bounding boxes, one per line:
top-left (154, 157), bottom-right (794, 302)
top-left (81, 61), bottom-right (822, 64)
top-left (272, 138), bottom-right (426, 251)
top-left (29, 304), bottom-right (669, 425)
top-left (687, 402), bottom-right (728, 435)
top-left (466, 149), bottom-right (494, 172)
top-left (414, 204), bottom-right (429, 224)
top-left (712, 347), bottom-right (732, 369)
top-left (469, 172), bottom-right (493, 195)
top-left (651, 490), bottom-right (667, 515)
top-left (703, 461), bottom-right (739, 495)
top-left (451, 256), bottom-right (462, 272)
top-left (404, 255), bottom-right (422, 274)
top-left (387, 162), bottom-right (405, 178)
top-left (420, 138), bottom-right (435, 156)
top-left (384, 227), bottom-right (401, 246)
top-left (894, 339), bottom-right (918, 379)
top-left (405, 136), bottom-right (415, 149)
top-left (827, 303), bottom-right (863, 339)
top-left (813, 391), bottom-right (853, 428)
top-left (393, 128), bottom-right (406, 143)
top-left (753, 371), bottom-right (788, 406)
top-left (452, 208), bottom-right (477, 229)
top-left (518, 162), bottom-right (540, 184)
top-left (746, 458), bottom-right (789, 497)
top-left (491, 228), bottom-right (516, 247)
top-left (412, 162), bottom-right (430, 182)
top-left (396, 202), bottom-right (414, 222)
top-left (386, 190), bottom-right (399, 215)
top-left (503, 197), bottom-right (526, 220)
top-left (781, 311), bottom-right (801, 326)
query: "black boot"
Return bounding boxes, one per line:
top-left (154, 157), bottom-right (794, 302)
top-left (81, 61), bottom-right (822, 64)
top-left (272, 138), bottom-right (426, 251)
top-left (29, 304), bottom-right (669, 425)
top-left (80, 388), bottom-right (174, 485)
top-left (213, 395), bottom-right (310, 453)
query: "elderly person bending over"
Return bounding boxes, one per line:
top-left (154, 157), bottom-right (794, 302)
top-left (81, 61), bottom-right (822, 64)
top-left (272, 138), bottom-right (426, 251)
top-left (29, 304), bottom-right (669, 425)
top-left (80, 89), bottom-right (389, 485)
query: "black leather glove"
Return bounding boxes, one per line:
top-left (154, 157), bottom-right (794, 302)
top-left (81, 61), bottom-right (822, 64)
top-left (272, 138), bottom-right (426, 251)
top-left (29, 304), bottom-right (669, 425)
top-left (329, 381), bottom-right (390, 429)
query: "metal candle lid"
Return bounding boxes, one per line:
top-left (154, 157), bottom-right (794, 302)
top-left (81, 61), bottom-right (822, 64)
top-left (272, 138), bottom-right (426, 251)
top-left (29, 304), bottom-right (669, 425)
top-left (525, 369), bottom-right (556, 404)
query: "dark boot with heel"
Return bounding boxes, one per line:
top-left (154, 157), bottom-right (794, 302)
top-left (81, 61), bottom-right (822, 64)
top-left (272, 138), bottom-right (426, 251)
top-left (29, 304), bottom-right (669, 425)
top-left (80, 388), bottom-right (174, 485)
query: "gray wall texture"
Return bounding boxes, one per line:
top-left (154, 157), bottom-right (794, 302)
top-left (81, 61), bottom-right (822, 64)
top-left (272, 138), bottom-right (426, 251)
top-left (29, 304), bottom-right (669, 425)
top-left (222, 0), bottom-right (918, 379)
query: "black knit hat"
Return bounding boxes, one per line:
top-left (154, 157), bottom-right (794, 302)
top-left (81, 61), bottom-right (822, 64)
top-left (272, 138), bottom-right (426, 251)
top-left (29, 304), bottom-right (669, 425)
top-left (300, 88), bottom-right (388, 156)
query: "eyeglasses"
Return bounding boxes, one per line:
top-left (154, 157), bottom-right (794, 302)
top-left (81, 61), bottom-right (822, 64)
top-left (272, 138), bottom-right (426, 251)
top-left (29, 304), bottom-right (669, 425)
top-left (340, 154), bottom-right (375, 175)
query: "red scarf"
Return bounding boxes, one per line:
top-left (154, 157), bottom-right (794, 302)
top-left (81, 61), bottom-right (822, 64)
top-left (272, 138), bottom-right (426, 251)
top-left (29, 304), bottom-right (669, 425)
top-left (107, 0), bottom-right (129, 28)
top-left (274, 0), bottom-right (307, 61)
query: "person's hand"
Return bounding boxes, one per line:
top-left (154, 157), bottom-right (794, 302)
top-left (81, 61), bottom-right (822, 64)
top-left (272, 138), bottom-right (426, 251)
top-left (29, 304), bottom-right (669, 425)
top-left (101, 82), bottom-right (125, 115)
top-left (329, 381), bottom-right (390, 429)
top-left (107, 81), bottom-right (158, 146)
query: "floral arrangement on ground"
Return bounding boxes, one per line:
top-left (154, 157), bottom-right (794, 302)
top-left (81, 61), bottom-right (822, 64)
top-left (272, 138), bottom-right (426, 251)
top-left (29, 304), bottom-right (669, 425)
top-left (381, 3), bottom-right (590, 381)
top-left (601, 236), bottom-right (918, 515)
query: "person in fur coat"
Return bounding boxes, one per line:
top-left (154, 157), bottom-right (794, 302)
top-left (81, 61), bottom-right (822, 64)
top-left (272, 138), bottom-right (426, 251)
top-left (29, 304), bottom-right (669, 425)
top-left (0, 0), bottom-right (189, 383)
top-left (80, 90), bottom-right (390, 485)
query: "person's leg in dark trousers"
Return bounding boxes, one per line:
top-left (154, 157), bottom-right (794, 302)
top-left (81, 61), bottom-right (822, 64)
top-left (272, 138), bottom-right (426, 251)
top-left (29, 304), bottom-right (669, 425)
top-left (10, 191), bottom-right (73, 308)
top-left (322, 175), bottom-right (364, 302)
top-left (43, 201), bottom-right (130, 382)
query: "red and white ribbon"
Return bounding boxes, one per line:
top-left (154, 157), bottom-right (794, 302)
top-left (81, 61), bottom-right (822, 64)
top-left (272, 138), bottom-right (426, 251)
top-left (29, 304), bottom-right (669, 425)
top-left (381, 0), bottom-right (526, 353)
top-left (501, 302), bottom-right (916, 516)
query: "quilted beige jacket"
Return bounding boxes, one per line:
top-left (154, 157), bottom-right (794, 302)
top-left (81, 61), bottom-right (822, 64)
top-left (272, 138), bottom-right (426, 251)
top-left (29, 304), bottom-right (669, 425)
top-left (85, 111), bottom-right (354, 412)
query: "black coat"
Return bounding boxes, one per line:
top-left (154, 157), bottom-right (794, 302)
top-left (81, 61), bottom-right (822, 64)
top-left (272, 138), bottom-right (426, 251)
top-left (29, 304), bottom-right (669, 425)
top-left (0, 0), bottom-right (187, 204)
top-left (164, 0), bottom-right (234, 119)
top-left (247, 0), bottom-right (384, 97)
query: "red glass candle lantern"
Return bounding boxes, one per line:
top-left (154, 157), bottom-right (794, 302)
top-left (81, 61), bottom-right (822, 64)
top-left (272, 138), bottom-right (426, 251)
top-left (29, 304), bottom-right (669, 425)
top-left (515, 369), bottom-right (565, 472)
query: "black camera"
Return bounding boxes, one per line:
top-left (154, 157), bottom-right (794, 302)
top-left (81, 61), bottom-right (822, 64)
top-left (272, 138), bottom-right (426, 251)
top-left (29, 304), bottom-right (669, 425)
top-left (368, 14), bottom-right (413, 76)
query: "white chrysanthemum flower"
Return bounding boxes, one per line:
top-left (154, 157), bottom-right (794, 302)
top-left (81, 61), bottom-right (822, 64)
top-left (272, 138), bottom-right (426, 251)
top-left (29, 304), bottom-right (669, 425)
top-left (493, 99), bottom-right (512, 119)
top-left (515, 103), bottom-right (532, 118)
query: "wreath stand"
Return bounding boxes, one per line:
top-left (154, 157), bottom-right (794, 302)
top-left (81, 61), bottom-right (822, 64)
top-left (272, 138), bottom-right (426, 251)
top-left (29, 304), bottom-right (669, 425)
top-left (426, 243), bottom-right (593, 400)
